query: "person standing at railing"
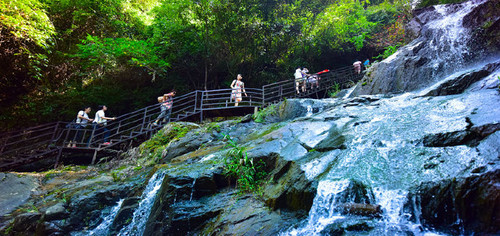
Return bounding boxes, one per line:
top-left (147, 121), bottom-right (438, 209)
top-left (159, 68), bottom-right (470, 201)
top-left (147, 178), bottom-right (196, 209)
top-left (353, 60), bottom-right (362, 74)
top-left (230, 74), bottom-right (247, 106)
top-left (294, 66), bottom-right (304, 94)
top-left (71, 106), bottom-right (93, 147)
top-left (93, 105), bottom-right (116, 145)
top-left (153, 90), bottom-right (176, 126)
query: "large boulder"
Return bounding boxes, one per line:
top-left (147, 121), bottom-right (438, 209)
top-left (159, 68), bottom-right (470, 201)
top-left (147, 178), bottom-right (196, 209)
top-left (422, 61), bottom-right (500, 96)
top-left (0, 173), bottom-right (39, 217)
top-left (404, 169), bottom-right (500, 235)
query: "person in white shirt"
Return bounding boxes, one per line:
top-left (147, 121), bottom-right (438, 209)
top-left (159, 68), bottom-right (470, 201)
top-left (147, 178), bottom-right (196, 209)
top-left (294, 67), bottom-right (305, 94)
top-left (71, 106), bottom-right (93, 147)
top-left (93, 105), bottom-right (116, 145)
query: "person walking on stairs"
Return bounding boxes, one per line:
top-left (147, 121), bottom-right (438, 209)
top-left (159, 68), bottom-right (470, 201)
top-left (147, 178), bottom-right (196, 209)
top-left (154, 90), bottom-right (176, 126)
top-left (93, 105), bottom-right (116, 145)
top-left (71, 106), bottom-right (93, 147)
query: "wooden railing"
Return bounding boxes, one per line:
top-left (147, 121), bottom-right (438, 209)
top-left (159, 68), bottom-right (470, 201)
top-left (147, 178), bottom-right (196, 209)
top-left (0, 65), bottom-right (364, 170)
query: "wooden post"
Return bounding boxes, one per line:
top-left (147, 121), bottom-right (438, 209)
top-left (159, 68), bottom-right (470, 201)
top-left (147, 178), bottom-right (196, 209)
top-left (200, 91), bottom-right (204, 123)
top-left (91, 149), bottom-right (98, 165)
top-left (54, 148), bottom-right (63, 169)
top-left (261, 86), bottom-right (265, 106)
top-left (140, 107), bottom-right (148, 132)
top-left (194, 91), bottom-right (198, 111)
top-left (88, 124), bottom-right (97, 147)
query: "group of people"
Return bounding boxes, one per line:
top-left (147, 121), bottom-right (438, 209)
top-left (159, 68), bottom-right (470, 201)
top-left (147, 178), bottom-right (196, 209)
top-left (68, 90), bottom-right (177, 147)
top-left (294, 67), bottom-right (320, 94)
top-left (69, 105), bottom-right (116, 147)
top-left (353, 58), bottom-right (370, 74)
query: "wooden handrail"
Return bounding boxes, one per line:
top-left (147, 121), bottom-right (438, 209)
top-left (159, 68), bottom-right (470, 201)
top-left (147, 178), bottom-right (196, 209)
top-left (0, 65), bottom-right (364, 170)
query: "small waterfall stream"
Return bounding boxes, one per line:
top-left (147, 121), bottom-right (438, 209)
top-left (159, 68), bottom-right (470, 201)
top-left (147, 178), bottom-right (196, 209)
top-left (117, 169), bottom-right (167, 236)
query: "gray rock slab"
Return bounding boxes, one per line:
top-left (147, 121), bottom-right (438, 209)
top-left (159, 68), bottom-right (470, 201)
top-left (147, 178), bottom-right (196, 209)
top-left (0, 173), bottom-right (39, 216)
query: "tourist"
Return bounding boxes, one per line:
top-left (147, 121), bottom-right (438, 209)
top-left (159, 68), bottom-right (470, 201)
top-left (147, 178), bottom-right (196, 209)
top-left (353, 60), bottom-right (362, 74)
top-left (364, 58), bottom-right (370, 69)
top-left (294, 67), bottom-right (304, 94)
top-left (72, 106), bottom-right (93, 147)
top-left (154, 90), bottom-right (176, 126)
top-left (93, 105), bottom-right (116, 145)
top-left (230, 74), bottom-right (247, 106)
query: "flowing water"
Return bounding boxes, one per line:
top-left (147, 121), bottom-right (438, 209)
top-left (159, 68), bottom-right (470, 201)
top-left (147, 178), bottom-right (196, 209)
top-left (72, 199), bottom-right (124, 236)
top-left (281, 0), bottom-right (499, 234)
top-left (117, 169), bottom-right (167, 236)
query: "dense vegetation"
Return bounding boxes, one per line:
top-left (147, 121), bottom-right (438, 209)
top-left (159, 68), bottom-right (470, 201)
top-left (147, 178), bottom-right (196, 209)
top-left (1, 0), bottom-right (411, 131)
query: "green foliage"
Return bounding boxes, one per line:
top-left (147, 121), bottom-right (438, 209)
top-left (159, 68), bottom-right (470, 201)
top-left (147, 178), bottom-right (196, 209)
top-left (375, 43), bottom-right (401, 60)
top-left (311, 0), bottom-right (377, 51)
top-left (222, 134), bottom-right (267, 193)
top-left (253, 103), bottom-right (279, 123)
top-left (327, 82), bottom-right (341, 97)
top-left (74, 35), bottom-right (169, 83)
top-left (1, 0), bottom-right (56, 49)
top-left (1, 0), bottom-right (410, 131)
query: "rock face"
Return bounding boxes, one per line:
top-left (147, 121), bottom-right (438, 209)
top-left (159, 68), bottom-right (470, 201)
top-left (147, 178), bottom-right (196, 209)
top-left (0, 173), bottom-right (38, 217)
top-left (404, 169), bottom-right (500, 235)
top-left (140, 154), bottom-right (318, 235)
top-left (350, 0), bottom-right (500, 96)
top-left (422, 61), bottom-right (500, 96)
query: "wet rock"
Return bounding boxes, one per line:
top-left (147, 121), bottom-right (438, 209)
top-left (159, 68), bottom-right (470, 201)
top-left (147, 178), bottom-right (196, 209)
top-left (423, 61), bottom-right (500, 96)
top-left (422, 122), bottom-right (500, 147)
top-left (463, 0), bottom-right (500, 51)
top-left (320, 217), bottom-right (377, 235)
top-left (143, 170), bottom-right (222, 235)
top-left (163, 132), bottom-right (213, 161)
top-left (314, 127), bottom-right (346, 152)
top-left (109, 196), bottom-right (141, 234)
top-left (10, 212), bottom-right (42, 235)
top-left (44, 202), bottom-right (68, 221)
top-left (404, 169), bottom-right (500, 235)
top-left (337, 203), bottom-right (383, 218)
top-left (0, 173), bottom-right (39, 217)
top-left (36, 221), bottom-right (64, 235)
top-left (65, 183), bottom-right (135, 231)
top-left (337, 180), bottom-right (376, 205)
top-left (200, 193), bottom-right (302, 236)
top-left (350, 0), bottom-right (499, 97)
top-left (261, 155), bottom-right (318, 212)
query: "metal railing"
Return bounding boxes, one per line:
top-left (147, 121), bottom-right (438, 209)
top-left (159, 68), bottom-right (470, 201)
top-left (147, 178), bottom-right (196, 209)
top-left (0, 65), bottom-right (364, 170)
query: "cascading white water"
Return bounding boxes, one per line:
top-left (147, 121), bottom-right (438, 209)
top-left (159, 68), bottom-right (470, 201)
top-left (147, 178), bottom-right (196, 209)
top-left (89, 199), bottom-right (124, 235)
top-left (117, 169), bottom-right (167, 236)
top-left (72, 199), bottom-right (124, 236)
top-left (385, 0), bottom-right (486, 79)
top-left (285, 180), bottom-right (350, 236)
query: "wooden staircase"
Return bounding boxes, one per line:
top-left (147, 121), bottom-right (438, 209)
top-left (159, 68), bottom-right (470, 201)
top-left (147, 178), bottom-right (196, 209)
top-left (0, 65), bottom-right (364, 171)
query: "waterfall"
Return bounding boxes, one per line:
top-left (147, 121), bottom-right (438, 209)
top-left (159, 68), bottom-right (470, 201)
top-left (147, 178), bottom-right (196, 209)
top-left (117, 169), bottom-right (167, 236)
top-left (88, 199), bottom-right (124, 235)
top-left (285, 179), bottom-right (350, 236)
top-left (72, 199), bottom-right (124, 236)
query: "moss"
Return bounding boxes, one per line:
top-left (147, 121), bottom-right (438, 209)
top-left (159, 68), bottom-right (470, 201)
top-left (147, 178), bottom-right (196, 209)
top-left (246, 123), bottom-right (285, 142)
top-left (139, 123), bottom-right (191, 163)
top-left (253, 103), bottom-right (280, 123)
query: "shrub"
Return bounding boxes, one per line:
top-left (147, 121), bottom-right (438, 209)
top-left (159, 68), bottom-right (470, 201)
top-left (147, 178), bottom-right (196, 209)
top-left (222, 134), bottom-right (267, 193)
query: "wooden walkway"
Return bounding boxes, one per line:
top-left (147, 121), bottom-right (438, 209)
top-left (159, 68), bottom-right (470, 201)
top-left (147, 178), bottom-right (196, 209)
top-left (0, 66), bottom-right (364, 171)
